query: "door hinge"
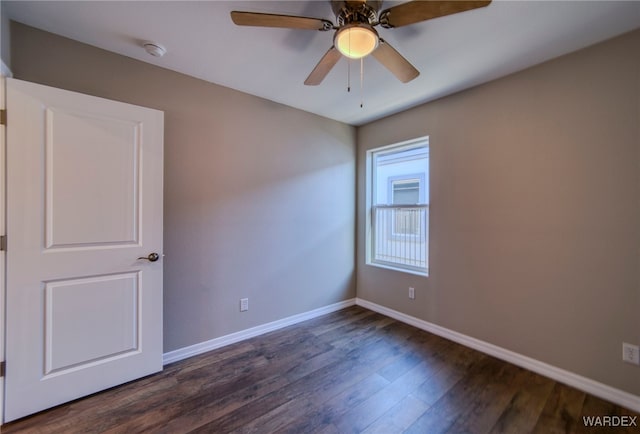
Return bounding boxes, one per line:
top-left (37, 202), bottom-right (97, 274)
top-left (0, 235), bottom-right (5, 251)
top-left (0, 109), bottom-right (6, 126)
top-left (0, 361), bottom-right (5, 378)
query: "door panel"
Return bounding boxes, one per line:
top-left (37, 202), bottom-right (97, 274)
top-left (5, 78), bottom-right (164, 422)
top-left (44, 272), bottom-right (140, 374)
top-left (46, 107), bottom-right (141, 248)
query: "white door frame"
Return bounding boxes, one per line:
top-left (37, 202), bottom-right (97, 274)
top-left (1, 72), bottom-right (9, 425)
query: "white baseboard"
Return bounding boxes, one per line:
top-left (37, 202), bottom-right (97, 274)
top-left (355, 297), bottom-right (640, 413)
top-left (163, 298), bottom-right (356, 365)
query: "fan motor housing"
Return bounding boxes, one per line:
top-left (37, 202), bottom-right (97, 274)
top-left (331, 0), bottom-right (382, 26)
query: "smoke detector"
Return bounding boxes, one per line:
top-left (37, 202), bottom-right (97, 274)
top-left (143, 42), bottom-right (167, 57)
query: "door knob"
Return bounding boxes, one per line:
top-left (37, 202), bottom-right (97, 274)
top-left (138, 252), bottom-right (160, 262)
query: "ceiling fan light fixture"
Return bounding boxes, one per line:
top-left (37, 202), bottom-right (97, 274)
top-left (335, 24), bottom-right (379, 59)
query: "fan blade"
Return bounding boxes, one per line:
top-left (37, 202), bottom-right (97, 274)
top-left (231, 11), bottom-right (333, 31)
top-left (379, 1), bottom-right (491, 28)
top-left (371, 39), bottom-right (420, 83)
top-left (305, 46), bottom-right (342, 85)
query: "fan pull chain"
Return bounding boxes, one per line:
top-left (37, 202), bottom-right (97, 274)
top-left (360, 57), bottom-right (364, 108)
top-left (347, 30), bottom-right (352, 92)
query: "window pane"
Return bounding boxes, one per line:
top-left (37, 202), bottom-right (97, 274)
top-left (373, 205), bottom-right (428, 270)
top-left (394, 208), bottom-right (420, 235)
top-left (374, 146), bottom-right (428, 206)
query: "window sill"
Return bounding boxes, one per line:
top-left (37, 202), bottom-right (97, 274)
top-left (366, 261), bottom-right (428, 277)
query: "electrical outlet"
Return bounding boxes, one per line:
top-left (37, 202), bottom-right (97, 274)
top-left (240, 298), bottom-right (249, 312)
top-left (622, 343), bottom-right (640, 365)
top-left (409, 287), bottom-right (415, 300)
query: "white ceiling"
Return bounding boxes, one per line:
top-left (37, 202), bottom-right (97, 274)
top-left (4, 1), bottom-right (640, 126)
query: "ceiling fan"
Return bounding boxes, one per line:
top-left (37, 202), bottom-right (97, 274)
top-left (231, 0), bottom-right (491, 86)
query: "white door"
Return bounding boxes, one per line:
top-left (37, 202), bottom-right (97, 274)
top-left (4, 78), bottom-right (164, 422)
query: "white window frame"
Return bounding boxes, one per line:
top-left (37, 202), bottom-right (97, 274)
top-left (366, 137), bottom-right (429, 276)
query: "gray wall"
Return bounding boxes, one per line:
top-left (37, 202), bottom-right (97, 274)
top-left (358, 29), bottom-right (640, 396)
top-left (0, 2), bottom-right (10, 70)
top-left (10, 23), bottom-right (356, 352)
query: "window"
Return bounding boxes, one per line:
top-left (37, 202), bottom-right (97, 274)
top-left (389, 175), bottom-right (424, 237)
top-left (392, 179), bottom-right (420, 205)
top-left (367, 138), bottom-right (429, 275)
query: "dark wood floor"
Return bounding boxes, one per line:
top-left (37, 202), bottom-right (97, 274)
top-left (3, 306), bottom-right (638, 433)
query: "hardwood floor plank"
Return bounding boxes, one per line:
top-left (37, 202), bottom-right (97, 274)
top-left (174, 375), bottom-right (297, 433)
top-left (531, 382), bottom-right (586, 434)
top-left (188, 326), bottom-right (407, 433)
top-left (1, 371), bottom-right (183, 434)
top-left (137, 332), bottom-right (341, 432)
top-left (312, 423), bottom-right (343, 434)
top-left (283, 345), bottom-right (348, 382)
top-left (234, 396), bottom-right (317, 434)
top-left (3, 307), bottom-right (636, 434)
top-left (334, 357), bottom-right (448, 433)
top-left (307, 306), bottom-right (377, 336)
top-left (360, 394), bottom-right (431, 434)
top-left (149, 373), bottom-right (289, 434)
top-left (316, 313), bottom-right (394, 349)
top-left (446, 364), bottom-right (529, 433)
top-left (400, 327), bottom-right (453, 359)
top-left (404, 355), bottom-right (507, 434)
top-left (282, 327), bottom-right (442, 432)
top-left (489, 369), bottom-right (556, 433)
top-left (411, 344), bottom-right (485, 408)
top-left (274, 374), bottom-right (390, 434)
top-left (376, 350), bottom-right (422, 382)
top-left (168, 340), bottom-right (256, 376)
top-left (87, 346), bottom-right (273, 432)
